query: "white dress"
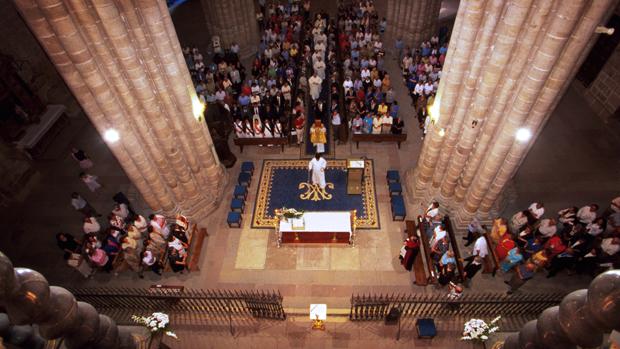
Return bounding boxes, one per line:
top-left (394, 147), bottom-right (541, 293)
top-left (308, 157), bottom-right (327, 189)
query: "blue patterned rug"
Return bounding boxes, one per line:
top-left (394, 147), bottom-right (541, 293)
top-left (251, 159), bottom-right (379, 229)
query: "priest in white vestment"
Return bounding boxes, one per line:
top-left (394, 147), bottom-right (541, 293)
top-left (309, 73), bottom-right (323, 100)
top-left (308, 153), bottom-right (327, 189)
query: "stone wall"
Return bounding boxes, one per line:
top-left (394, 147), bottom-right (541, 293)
top-left (0, 0), bottom-right (83, 118)
top-left (578, 42), bottom-right (620, 122)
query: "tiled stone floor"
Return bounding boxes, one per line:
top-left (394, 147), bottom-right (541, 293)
top-left (1, 1), bottom-right (619, 347)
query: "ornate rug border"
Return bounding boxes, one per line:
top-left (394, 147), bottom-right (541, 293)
top-left (250, 159), bottom-right (380, 229)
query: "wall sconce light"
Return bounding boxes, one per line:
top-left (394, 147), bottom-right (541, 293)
top-left (103, 128), bottom-right (120, 143)
top-left (191, 93), bottom-right (206, 121)
top-left (515, 128), bottom-right (532, 142)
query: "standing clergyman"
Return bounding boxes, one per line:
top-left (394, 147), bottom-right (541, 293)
top-left (308, 153), bottom-right (327, 189)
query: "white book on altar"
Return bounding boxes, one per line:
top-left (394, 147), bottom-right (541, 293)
top-left (291, 217), bottom-right (305, 230)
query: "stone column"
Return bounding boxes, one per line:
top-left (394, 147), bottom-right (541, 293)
top-left (201, 0), bottom-right (259, 59)
top-left (406, 0), bottom-right (617, 226)
top-left (13, 0), bottom-right (226, 221)
top-left (386, 0), bottom-right (442, 49)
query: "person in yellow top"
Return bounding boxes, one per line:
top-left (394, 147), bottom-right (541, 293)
top-left (490, 217), bottom-right (508, 244)
top-left (310, 120), bottom-right (327, 153)
top-left (377, 102), bottom-right (388, 115)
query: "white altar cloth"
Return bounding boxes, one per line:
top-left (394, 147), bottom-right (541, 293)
top-left (279, 211), bottom-right (351, 234)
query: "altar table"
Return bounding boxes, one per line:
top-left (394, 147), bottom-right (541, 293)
top-left (276, 211), bottom-right (356, 246)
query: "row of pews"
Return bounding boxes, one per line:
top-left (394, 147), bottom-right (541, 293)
top-left (406, 215), bottom-right (499, 285)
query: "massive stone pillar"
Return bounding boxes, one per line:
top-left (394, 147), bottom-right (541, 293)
top-left (386, 0), bottom-right (442, 48)
top-left (406, 0), bottom-right (618, 226)
top-left (201, 0), bottom-right (259, 59)
top-left (13, 0), bottom-right (226, 220)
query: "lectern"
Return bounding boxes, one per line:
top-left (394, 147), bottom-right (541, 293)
top-left (347, 159), bottom-right (364, 194)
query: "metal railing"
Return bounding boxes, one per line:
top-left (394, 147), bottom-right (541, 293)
top-left (349, 292), bottom-right (564, 321)
top-left (71, 287), bottom-right (286, 321)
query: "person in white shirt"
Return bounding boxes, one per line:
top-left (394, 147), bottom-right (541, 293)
top-left (537, 218), bottom-right (557, 238)
top-left (112, 203), bottom-right (129, 220)
top-left (425, 202), bottom-right (440, 221)
top-left (430, 225), bottom-right (447, 248)
top-left (71, 192), bottom-right (99, 217)
top-left (423, 82), bottom-right (434, 96)
top-left (361, 68), bottom-right (371, 79)
top-left (141, 250), bottom-right (162, 276)
top-left (577, 204), bottom-right (598, 224)
top-left (600, 237), bottom-right (620, 257)
top-left (331, 110), bottom-right (342, 144)
top-left (381, 114), bottom-right (393, 134)
top-left (414, 82), bottom-right (424, 97)
top-left (528, 202), bottom-right (545, 220)
top-left (133, 215), bottom-right (148, 234)
top-left (586, 218), bottom-right (604, 236)
top-left (474, 235), bottom-right (489, 258)
top-left (83, 216), bottom-right (101, 234)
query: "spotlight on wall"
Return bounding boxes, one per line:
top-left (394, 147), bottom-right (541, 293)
top-left (515, 128), bottom-right (532, 142)
top-left (103, 128), bottom-right (120, 143)
top-left (427, 94), bottom-right (441, 124)
top-left (191, 93), bottom-right (206, 121)
top-left (438, 128), bottom-right (446, 137)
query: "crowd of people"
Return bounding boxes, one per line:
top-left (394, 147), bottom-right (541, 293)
top-left (398, 35), bottom-right (447, 138)
top-left (402, 197), bottom-right (620, 294)
top-left (60, 154), bottom-right (193, 277)
top-left (488, 199), bottom-right (620, 293)
top-left (337, 1), bottom-right (404, 137)
top-left (304, 11), bottom-right (338, 152)
top-left (183, 2), bottom-right (308, 140)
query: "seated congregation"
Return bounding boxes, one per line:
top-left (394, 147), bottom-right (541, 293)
top-left (337, 1), bottom-right (405, 138)
top-left (399, 197), bottom-right (620, 295)
top-left (59, 193), bottom-right (201, 277)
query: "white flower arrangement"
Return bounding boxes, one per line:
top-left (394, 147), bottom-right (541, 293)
top-left (132, 312), bottom-right (178, 339)
top-left (461, 316), bottom-right (501, 342)
top-left (280, 207), bottom-right (304, 219)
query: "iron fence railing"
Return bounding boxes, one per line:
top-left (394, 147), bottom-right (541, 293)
top-left (349, 292), bottom-right (564, 321)
top-left (71, 287), bottom-right (286, 321)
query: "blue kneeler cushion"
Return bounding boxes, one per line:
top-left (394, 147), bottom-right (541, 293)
top-left (251, 159), bottom-right (379, 229)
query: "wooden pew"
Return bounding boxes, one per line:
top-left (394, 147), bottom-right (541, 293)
top-left (186, 227), bottom-right (208, 272)
top-left (161, 222), bottom-right (204, 273)
top-left (233, 137), bottom-right (288, 152)
top-left (444, 216), bottom-right (466, 282)
top-left (482, 232), bottom-right (500, 276)
top-left (416, 216), bottom-right (438, 284)
top-left (351, 133), bottom-right (407, 149)
top-left (406, 219), bottom-right (428, 286)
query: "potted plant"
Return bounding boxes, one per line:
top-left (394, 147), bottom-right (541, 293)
top-left (132, 312), bottom-right (177, 341)
top-left (461, 316), bottom-right (501, 348)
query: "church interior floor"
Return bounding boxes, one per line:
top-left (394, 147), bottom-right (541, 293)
top-left (1, 4), bottom-right (618, 348)
top-left (0, 48), bottom-right (605, 311)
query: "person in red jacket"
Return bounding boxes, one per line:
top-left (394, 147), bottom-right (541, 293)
top-left (399, 237), bottom-right (420, 271)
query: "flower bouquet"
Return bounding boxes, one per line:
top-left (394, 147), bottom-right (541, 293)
top-left (280, 207), bottom-right (304, 219)
top-left (461, 316), bottom-right (500, 342)
top-left (132, 312), bottom-right (177, 340)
